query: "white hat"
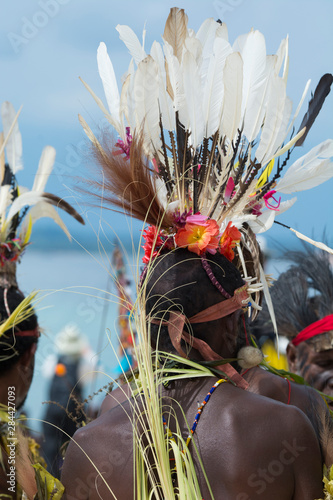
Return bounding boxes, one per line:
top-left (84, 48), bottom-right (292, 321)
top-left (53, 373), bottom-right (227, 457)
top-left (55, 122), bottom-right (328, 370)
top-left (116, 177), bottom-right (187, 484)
top-left (55, 323), bottom-right (87, 357)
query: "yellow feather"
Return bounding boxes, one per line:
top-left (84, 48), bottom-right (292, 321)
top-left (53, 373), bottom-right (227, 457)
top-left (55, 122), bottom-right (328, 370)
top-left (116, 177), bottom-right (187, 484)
top-left (256, 158), bottom-right (275, 189)
top-left (23, 214), bottom-right (33, 245)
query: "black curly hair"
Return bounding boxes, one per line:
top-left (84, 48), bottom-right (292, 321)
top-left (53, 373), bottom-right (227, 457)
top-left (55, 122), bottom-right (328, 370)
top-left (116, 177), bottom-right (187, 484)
top-left (0, 287), bottom-right (38, 375)
top-left (144, 249), bottom-right (247, 357)
top-left (252, 245), bottom-right (333, 342)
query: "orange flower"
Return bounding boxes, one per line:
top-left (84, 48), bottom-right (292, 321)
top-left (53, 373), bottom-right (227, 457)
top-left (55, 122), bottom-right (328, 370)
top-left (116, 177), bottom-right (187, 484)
top-left (219, 222), bottom-right (241, 261)
top-left (175, 218), bottom-right (220, 255)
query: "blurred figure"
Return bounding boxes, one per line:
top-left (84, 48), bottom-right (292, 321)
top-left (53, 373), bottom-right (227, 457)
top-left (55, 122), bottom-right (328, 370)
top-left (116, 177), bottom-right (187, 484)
top-left (112, 245), bottom-right (137, 376)
top-left (0, 101), bottom-right (83, 498)
top-left (255, 246), bottom-right (333, 403)
top-left (42, 323), bottom-right (90, 477)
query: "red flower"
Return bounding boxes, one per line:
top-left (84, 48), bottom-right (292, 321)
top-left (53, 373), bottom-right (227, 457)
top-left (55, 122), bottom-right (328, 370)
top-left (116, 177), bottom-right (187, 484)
top-left (219, 222), bottom-right (241, 261)
top-left (175, 217), bottom-right (220, 256)
top-left (142, 226), bottom-right (164, 263)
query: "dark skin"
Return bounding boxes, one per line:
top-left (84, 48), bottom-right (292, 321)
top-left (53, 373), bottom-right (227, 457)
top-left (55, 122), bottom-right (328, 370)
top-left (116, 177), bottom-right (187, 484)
top-left (62, 376), bottom-right (322, 500)
top-left (287, 342), bottom-right (333, 401)
top-left (62, 313), bottom-right (324, 500)
top-left (99, 327), bottom-right (333, 467)
top-left (242, 365), bottom-right (333, 465)
top-left (0, 343), bottom-right (37, 498)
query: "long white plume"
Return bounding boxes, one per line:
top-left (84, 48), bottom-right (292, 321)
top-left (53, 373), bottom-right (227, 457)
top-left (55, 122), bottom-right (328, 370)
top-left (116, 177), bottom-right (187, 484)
top-left (1, 101), bottom-right (23, 173)
top-left (276, 139), bottom-right (333, 193)
top-left (32, 146), bottom-right (56, 192)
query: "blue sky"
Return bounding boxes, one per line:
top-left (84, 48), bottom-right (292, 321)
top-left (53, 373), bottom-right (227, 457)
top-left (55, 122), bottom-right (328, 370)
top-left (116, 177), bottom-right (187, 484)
top-left (1, 0), bottom-right (333, 251)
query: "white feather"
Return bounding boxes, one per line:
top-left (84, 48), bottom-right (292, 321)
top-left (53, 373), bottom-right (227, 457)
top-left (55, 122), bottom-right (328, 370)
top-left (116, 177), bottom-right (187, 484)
top-left (219, 52), bottom-right (243, 141)
top-left (203, 37), bottom-right (232, 138)
top-left (276, 197), bottom-right (297, 214)
top-left (6, 191), bottom-right (44, 223)
top-left (163, 41), bottom-right (186, 116)
top-left (290, 230), bottom-right (333, 255)
top-left (274, 36), bottom-right (288, 78)
top-left (259, 263), bottom-right (278, 338)
top-left (196, 18), bottom-right (219, 79)
top-left (32, 146), bottom-right (56, 192)
top-left (255, 76), bottom-right (287, 162)
top-left (284, 79), bottom-right (311, 138)
top-left (182, 50), bottom-right (204, 147)
top-left (184, 36), bottom-right (202, 65)
top-left (79, 77), bottom-right (121, 134)
top-left (237, 30), bottom-right (267, 142)
top-left (20, 201), bottom-right (71, 241)
top-left (150, 41), bottom-right (175, 131)
top-left (121, 59), bottom-right (136, 132)
top-left (243, 54), bottom-right (276, 143)
top-left (271, 127), bottom-right (306, 161)
top-left (1, 102), bottom-right (23, 173)
top-left (248, 210), bottom-right (276, 234)
top-left (0, 185), bottom-right (11, 223)
top-left (116, 24), bottom-right (147, 65)
top-left (134, 56), bottom-right (161, 156)
top-left (97, 43), bottom-right (121, 130)
top-left (276, 139), bottom-right (333, 193)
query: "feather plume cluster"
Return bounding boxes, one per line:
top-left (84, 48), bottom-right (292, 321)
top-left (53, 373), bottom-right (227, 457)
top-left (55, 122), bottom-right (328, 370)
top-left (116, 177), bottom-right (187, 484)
top-left (253, 245), bottom-right (333, 340)
top-left (0, 102), bottom-right (84, 282)
top-left (82, 7), bottom-right (332, 235)
top-left (80, 8), bottom-right (333, 309)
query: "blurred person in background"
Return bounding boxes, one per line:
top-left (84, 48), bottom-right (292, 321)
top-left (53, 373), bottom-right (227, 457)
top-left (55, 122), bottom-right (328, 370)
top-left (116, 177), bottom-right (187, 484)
top-left (0, 101), bottom-right (84, 498)
top-left (254, 246), bottom-right (333, 404)
top-left (41, 323), bottom-right (94, 478)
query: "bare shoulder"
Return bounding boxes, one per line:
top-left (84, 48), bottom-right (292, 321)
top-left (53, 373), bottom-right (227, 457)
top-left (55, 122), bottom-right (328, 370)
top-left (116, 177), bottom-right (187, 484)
top-left (61, 401), bottom-right (134, 500)
top-left (98, 383), bottom-right (132, 416)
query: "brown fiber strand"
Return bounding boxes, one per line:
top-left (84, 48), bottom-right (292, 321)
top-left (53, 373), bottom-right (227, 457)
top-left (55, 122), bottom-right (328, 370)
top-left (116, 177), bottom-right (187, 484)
top-left (87, 132), bottom-right (173, 229)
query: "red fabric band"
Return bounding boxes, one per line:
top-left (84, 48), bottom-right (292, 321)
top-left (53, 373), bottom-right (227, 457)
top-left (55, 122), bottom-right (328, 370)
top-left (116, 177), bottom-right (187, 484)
top-left (14, 328), bottom-right (40, 338)
top-left (149, 283), bottom-right (250, 390)
top-left (291, 315), bottom-right (333, 346)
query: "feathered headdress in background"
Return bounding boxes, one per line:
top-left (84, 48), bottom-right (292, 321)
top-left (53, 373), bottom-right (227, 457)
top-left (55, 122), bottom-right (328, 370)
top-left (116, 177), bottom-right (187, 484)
top-left (0, 101), bottom-right (84, 290)
top-left (79, 8), bottom-right (333, 322)
top-left (253, 245), bottom-right (333, 351)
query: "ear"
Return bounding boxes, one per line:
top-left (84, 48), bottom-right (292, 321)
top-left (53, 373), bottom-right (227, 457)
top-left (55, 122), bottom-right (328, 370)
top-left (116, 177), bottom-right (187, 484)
top-left (286, 342), bottom-right (297, 372)
top-left (18, 342), bottom-right (37, 370)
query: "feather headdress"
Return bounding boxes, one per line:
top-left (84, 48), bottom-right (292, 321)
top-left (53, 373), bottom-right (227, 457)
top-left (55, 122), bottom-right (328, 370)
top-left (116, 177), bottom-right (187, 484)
top-left (253, 244), bottom-right (333, 346)
top-left (0, 101), bottom-right (84, 288)
top-left (80, 8), bottom-right (333, 319)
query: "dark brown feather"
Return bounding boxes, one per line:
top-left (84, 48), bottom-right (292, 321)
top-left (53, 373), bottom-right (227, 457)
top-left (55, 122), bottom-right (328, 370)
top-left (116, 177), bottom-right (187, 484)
top-left (42, 193), bottom-right (85, 224)
top-left (295, 73), bottom-right (333, 147)
top-left (86, 132), bottom-right (173, 229)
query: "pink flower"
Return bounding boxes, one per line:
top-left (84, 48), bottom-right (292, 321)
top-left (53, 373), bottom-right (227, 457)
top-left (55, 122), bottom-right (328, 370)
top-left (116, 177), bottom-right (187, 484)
top-left (175, 217), bottom-right (220, 256)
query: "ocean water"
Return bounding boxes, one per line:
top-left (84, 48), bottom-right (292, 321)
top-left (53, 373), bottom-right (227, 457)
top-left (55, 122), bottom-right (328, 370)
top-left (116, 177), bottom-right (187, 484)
top-left (16, 243), bottom-right (289, 434)
top-left (17, 244), bottom-right (141, 433)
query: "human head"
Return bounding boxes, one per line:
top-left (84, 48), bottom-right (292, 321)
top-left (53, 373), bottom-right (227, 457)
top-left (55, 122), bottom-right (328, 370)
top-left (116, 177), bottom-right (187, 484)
top-left (0, 287), bottom-right (39, 409)
top-left (144, 248), bottom-right (247, 359)
top-left (255, 247), bottom-right (333, 401)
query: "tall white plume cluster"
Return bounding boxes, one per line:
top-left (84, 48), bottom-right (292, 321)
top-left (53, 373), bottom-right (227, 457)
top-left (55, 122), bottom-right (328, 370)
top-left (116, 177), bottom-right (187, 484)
top-left (0, 102), bottom-right (83, 249)
top-left (82, 8), bottom-right (333, 245)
